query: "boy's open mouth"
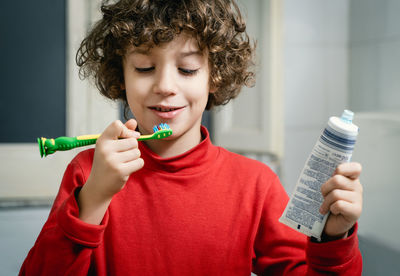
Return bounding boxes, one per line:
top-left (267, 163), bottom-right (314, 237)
top-left (149, 105), bottom-right (185, 119)
top-left (149, 106), bottom-right (183, 112)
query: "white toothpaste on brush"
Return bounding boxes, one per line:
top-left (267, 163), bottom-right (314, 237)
top-left (279, 110), bottom-right (359, 240)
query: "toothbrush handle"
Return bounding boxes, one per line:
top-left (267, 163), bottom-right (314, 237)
top-left (39, 128), bottom-right (170, 157)
top-left (56, 136), bottom-right (98, 150)
top-left (40, 133), bottom-right (142, 157)
top-left (43, 136), bottom-right (98, 156)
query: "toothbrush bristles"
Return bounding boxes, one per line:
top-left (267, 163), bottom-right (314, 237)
top-left (153, 123), bottom-right (170, 132)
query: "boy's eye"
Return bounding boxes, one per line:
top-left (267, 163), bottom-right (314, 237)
top-left (135, 67), bottom-right (154, 73)
top-left (134, 67), bottom-right (198, 75)
top-left (179, 68), bottom-right (199, 75)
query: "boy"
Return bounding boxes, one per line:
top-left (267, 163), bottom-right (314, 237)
top-left (20, 0), bottom-right (363, 275)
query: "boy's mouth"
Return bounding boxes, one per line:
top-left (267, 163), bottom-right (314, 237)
top-left (149, 105), bottom-right (185, 119)
top-left (150, 106), bottom-right (182, 112)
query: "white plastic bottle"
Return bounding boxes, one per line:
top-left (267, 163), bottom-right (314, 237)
top-left (279, 110), bottom-right (359, 240)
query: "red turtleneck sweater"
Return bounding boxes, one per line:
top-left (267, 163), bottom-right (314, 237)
top-left (20, 127), bottom-right (362, 275)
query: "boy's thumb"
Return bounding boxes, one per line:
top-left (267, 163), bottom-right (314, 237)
top-left (119, 124), bottom-right (138, 139)
top-left (125, 119), bottom-right (138, 131)
top-left (103, 120), bottom-right (138, 140)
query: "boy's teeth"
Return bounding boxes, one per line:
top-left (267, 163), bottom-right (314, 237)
top-left (155, 107), bottom-right (175, 112)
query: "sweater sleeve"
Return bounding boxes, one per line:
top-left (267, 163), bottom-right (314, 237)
top-left (252, 175), bottom-right (362, 275)
top-left (19, 151), bottom-right (109, 276)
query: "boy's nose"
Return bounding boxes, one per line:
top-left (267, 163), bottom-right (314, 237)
top-left (153, 67), bottom-right (176, 96)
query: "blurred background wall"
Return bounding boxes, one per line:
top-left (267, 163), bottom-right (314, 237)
top-left (1, 0), bottom-right (399, 275)
top-left (283, 0), bottom-right (400, 275)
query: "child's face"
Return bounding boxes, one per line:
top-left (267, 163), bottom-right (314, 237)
top-left (122, 34), bottom-right (213, 146)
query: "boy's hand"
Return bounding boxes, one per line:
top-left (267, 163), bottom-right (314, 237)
top-left (78, 119), bottom-right (144, 224)
top-left (319, 162), bottom-right (363, 239)
top-left (87, 119), bottom-right (144, 199)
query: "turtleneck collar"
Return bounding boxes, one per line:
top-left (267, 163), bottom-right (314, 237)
top-left (139, 126), bottom-right (219, 175)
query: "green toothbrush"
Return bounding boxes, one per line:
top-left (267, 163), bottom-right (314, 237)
top-left (37, 123), bottom-right (172, 158)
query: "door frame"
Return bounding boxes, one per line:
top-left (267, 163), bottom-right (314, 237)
top-left (0, 0), bottom-right (118, 204)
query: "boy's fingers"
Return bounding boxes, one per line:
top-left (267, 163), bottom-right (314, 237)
top-left (118, 122), bottom-right (139, 139)
top-left (321, 162), bottom-right (363, 196)
top-left (101, 120), bottom-right (125, 139)
top-left (319, 189), bottom-right (357, 215)
top-left (321, 174), bottom-right (354, 196)
top-left (120, 158), bottom-right (145, 175)
top-left (125, 119), bottom-right (138, 131)
top-left (334, 162), bottom-right (362, 179)
top-left (329, 200), bottom-right (362, 220)
top-left (118, 148), bottom-right (141, 163)
top-left (115, 137), bottom-right (139, 152)
top-left (102, 120), bottom-right (139, 140)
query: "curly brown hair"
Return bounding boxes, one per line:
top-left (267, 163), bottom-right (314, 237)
top-left (76, 0), bottom-right (255, 111)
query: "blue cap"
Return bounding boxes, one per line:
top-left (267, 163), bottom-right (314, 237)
top-left (340, 109), bottom-right (354, 123)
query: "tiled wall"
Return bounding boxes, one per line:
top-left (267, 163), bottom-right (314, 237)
top-left (282, 0), bottom-right (349, 193)
top-left (281, 0), bottom-right (400, 218)
top-left (348, 0), bottom-right (400, 269)
top-left (349, 0), bottom-right (400, 112)
top-left (281, 1), bottom-right (400, 275)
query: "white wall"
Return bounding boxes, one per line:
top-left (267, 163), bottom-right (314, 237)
top-left (282, 1), bottom-right (400, 275)
top-left (349, 0), bottom-right (400, 112)
top-left (282, 0), bottom-right (349, 194)
top-left (348, 0), bottom-right (400, 264)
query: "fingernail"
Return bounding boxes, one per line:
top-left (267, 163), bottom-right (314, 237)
top-left (319, 207), bottom-right (324, 214)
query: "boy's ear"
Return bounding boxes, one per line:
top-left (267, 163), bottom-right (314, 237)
top-left (209, 83), bottom-right (217, 94)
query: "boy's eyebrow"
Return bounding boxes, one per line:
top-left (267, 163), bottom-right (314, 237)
top-left (128, 48), bottom-right (150, 55)
top-left (127, 48), bottom-right (203, 57)
top-left (180, 50), bottom-right (203, 58)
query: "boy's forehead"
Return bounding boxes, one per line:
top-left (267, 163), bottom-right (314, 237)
top-left (126, 34), bottom-right (204, 56)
